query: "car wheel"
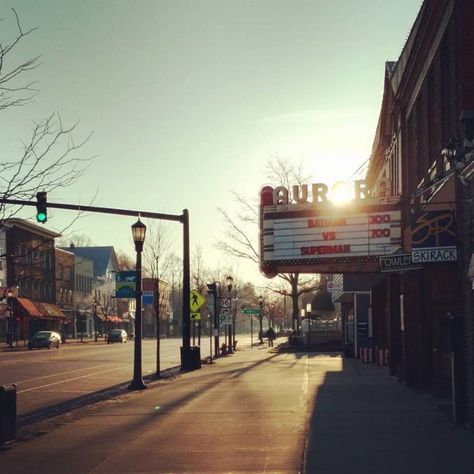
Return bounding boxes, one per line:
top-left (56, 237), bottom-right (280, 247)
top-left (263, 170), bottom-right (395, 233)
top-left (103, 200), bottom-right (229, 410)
top-left (48, 342), bottom-right (51, 349)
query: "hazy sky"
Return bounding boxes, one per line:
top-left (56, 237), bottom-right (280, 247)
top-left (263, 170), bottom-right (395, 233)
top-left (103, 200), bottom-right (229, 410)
top-left (1, 0), bottom-right (421, 282)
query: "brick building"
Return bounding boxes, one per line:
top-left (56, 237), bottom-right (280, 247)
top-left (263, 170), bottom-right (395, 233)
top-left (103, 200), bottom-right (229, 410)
top-left (366, 0), bottom-right (474, 425)
top-left (0, 218), bottom-right (65, 342)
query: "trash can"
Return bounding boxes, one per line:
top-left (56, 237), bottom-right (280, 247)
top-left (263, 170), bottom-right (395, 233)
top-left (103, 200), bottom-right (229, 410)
top-left (0, 384), bottom-right (17, 444)
top-left (180, 346), bottom-right (202, 371)
top-left (190, 346), bottom-right (201, 370)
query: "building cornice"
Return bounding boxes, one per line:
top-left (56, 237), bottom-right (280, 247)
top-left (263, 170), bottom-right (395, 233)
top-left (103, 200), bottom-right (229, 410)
top-left (4, 218), bottom-right (60, 239)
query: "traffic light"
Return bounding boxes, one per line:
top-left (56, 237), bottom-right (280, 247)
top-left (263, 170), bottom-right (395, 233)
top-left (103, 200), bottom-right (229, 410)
top-left (36, 191), bottom-right (47, 223)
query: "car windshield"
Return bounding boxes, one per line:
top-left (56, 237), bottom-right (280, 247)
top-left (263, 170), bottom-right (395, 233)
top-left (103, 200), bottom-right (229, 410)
top-left (111, 330), bottom-right (122, 334)
top-left (34, 332), bottom-right (51, 339)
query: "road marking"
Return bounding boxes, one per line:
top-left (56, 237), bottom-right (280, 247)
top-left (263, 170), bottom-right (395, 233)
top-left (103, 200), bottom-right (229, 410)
top-left (11, 363), bottom-right (112, 385)
top-left (17, 367), bottom-right (126, 394)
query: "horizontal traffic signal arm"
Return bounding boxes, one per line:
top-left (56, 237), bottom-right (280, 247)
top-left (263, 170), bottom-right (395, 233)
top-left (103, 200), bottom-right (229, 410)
top-left (0, 198), bottom-right (185, 223)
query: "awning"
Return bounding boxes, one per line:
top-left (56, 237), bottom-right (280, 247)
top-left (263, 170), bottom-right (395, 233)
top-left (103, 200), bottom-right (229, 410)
top-left (34, 302), bottom-right (66, 319)
top-left (106, 315), bottom-right (123, 324)
top-left (16, 297), bottom-right (44, 318)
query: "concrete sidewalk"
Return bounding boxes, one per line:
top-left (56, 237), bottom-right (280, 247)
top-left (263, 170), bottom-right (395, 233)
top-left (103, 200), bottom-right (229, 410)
top-left (303, 356), bottom-right (474, 474)
top-left (1, 344), bottom-right (473, 473)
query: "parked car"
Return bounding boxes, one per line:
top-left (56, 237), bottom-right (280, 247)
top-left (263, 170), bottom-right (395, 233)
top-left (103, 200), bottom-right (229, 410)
top-left (107, 329), bottom-right (128, 344)
top-left (28, 331), bottom-right (62, 350)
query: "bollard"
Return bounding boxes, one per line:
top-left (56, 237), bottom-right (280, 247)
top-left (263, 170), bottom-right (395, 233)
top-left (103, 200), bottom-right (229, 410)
top-left (0, 384), bottom-right (17, 444)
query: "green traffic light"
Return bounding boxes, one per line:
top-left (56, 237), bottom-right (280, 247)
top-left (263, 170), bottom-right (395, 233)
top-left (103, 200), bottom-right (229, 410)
top-left (36, 212), bottom-right (47, 223)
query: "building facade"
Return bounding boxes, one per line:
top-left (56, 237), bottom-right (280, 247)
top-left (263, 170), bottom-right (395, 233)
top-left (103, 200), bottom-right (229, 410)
top-left (55, 248), bottom-right (75, 337)
top-left (0, 218), bottom-right (65, 342)
top-left (366, 0), bottom-right (474, 426)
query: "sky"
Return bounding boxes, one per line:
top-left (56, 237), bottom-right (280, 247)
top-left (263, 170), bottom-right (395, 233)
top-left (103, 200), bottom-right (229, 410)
top-left (1, 0), bottom-right (422, 283)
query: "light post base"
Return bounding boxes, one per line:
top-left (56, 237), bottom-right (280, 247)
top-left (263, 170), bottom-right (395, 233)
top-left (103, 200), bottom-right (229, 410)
top-left (128, 379), bottom-right (147, 391)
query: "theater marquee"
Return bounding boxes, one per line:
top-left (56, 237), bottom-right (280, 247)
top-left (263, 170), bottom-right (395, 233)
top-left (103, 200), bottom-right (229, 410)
top-left (259, 183), bottom-right (401, 276)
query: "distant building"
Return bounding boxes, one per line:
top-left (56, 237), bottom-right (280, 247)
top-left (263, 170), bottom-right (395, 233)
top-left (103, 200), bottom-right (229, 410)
top-left (55, 248), bottom-right (75, 336)
top-left (0, 218), bottom-right (65, 343)
top-left (62, 245), bottom-right (123, 336)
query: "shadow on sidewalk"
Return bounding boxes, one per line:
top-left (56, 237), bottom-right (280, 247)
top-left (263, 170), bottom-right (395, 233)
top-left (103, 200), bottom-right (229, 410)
top-left (302, 355), bottom-right (474, 474)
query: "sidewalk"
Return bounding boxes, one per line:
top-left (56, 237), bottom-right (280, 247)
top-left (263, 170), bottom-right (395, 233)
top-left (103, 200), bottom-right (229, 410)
top-left (1, 344), bottom-right (473, 473)
top-left (303, 357), bottom-right (474, 474)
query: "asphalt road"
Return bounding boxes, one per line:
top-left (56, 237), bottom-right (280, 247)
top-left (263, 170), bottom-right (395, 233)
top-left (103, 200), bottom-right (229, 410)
top-left (0, 338), bottom-right (184, 417)
top-left (0, 335), bottom-right (254, 420)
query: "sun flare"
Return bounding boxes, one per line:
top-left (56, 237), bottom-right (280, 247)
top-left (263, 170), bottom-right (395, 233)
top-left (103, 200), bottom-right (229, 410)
top-left (329, 181), bottom-right (353, 204)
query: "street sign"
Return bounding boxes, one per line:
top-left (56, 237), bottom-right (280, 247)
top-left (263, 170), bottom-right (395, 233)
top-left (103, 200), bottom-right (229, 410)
top-left (190, 289), bottom-right (205, 312)
top-left (143, 291), bottom-right (154, 305)
top-left (327, 281), bottom-right (343, 292)
top-left (242, 308), bottom-right (260, 314)
top-left (220, 314), bottom-right (232, 325)
top-left (191, 311), bottom-right (201, 321)
top-left (412, 246), bottom-right (457, 263)
top-left (379, 253), bottom-right (422, 272)
top-left (115, 271), bottom-right (137, 298)
top-left (219, 296), bottom-right (231, 316)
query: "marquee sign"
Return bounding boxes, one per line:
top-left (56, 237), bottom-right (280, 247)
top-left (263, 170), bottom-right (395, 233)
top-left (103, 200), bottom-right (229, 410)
top-left (260, 184), bottom-right (401, 276)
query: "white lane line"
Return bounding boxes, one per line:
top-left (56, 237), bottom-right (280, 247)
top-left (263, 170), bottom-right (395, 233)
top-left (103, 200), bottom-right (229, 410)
top-left (11, 363), bottom-right (112, 385)
top-left (17, 367), bottom-right (126, 394)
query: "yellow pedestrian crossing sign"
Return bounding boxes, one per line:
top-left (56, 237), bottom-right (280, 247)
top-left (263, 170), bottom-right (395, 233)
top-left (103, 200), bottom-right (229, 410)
top-left (190, 289), bottom-right (205, 312)
top-left (191, 311), bottom-right (201, 321)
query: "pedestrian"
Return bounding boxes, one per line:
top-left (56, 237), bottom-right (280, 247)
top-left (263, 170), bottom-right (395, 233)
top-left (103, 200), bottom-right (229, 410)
top-left (267, 327), bottom-right (275, 347)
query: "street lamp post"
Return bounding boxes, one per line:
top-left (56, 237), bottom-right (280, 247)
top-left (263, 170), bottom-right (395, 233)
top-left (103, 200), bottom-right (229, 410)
top-left (226, 276), bottom-right (233, 354)
top-left (6, 290), bottom-right (14, 348)
top-left (258, 295), bottom-right (264, 344)
top-left (129, 218), bottom-right (147, 391)
top-left (207, 282), bottom-right (220, 358)
top-left (94, 300), bottom-right (98, 342)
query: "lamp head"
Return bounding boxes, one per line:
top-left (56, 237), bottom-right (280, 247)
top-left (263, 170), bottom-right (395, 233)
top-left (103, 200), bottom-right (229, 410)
top-left (226, 275), bottom-right (233, 292)
top-left (131, 218), bottom-right (147, 252)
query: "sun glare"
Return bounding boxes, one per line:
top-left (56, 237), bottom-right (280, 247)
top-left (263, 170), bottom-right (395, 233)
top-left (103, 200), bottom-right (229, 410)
top-left (329, 181), bottom-right (352, 204)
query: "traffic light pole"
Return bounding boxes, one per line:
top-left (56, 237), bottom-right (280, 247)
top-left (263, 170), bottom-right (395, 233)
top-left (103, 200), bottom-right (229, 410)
top-left (0, 197), bottom-right (196, 371)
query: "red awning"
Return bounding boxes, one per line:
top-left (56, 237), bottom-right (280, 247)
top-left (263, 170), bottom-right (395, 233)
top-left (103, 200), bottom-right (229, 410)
top-left (106, 315), bottom-right (123, 324)
top-left (34, 302), bottom-right (66, 319)
top-left (16, 298), bottom-right (43, 318)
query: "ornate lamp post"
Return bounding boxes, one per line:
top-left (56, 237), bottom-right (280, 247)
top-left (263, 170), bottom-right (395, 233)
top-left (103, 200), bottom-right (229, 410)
top-left (129, 218), bottom-right (147, 391)
top-left (258, 295), bottom-right (264, 344)
top-left (206, 282), bottom-right (220, 358)
top-left (6, 289), bottom-right (14, 348)
top-left (226, 276), bottom-right (233, 354)
top-left (94, 300), bottom-right (99, 342)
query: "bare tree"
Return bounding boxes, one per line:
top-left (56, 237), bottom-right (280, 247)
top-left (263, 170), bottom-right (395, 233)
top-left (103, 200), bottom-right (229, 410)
top-left (116, 251), bottom-right (135, 271)
top-left (216, 156), bottom-right (319, 333)
top-left (0, 10), bottom-right (92, 225)
top-left (0, 9), bottom-right (39, 111)
top-left (143, 221), bottom-right (175, 377)
top-left (56, 233), bottom-right (95, 248)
